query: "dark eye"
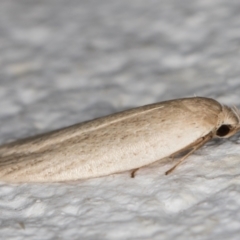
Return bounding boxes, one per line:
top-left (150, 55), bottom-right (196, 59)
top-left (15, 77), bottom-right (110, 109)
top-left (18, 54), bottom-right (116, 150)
top-left (216, 125), bottom-right (231, 137)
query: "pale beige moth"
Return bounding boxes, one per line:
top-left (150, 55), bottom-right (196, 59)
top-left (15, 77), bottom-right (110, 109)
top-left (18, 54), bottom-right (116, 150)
top-left (0, 97), bottom-right (239, 182)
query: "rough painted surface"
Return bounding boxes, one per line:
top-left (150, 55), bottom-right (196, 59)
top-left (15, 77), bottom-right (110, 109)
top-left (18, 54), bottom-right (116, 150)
top-left (1, 0), bottom-right (240, 239)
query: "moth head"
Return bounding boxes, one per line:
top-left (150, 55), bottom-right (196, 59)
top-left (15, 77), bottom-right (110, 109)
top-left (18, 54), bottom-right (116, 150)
top-left (215, 105), bottom-right (240, 138)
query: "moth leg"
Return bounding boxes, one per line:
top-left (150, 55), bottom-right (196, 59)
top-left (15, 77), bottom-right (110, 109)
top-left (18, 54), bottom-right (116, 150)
top-left (131, 168), bottom-right (139, 178)
top-left (165, 132), bottom-right (213, 175)
top-left (165, 146), bottom-right (199, 175)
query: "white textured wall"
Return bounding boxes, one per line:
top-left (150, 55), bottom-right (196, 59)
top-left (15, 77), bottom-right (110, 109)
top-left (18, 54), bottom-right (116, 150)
top-left (1, 0), bottom-right (240, 239)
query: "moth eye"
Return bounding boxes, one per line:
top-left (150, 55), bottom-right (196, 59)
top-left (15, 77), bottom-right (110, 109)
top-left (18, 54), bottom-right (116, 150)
top-left (216, 125), bottom-right (231, 137)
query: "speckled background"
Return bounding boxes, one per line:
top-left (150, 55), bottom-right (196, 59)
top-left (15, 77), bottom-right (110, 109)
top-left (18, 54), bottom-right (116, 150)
top-left (1, 0), bottom-right (240, 239)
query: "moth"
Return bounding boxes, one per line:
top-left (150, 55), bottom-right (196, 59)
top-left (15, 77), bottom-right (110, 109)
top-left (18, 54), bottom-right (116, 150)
top-left (0, 97), bottom-right (239, 182)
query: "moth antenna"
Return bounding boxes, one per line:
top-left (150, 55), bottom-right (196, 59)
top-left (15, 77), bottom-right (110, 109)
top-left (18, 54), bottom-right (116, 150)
top-left (232, 105), bottom-right (240, 122)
